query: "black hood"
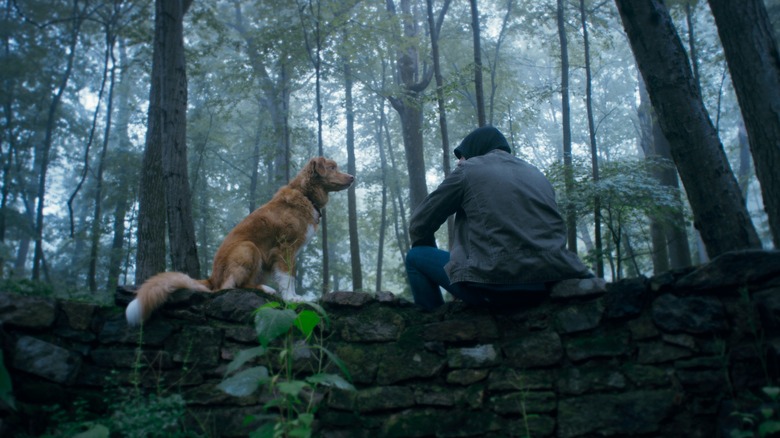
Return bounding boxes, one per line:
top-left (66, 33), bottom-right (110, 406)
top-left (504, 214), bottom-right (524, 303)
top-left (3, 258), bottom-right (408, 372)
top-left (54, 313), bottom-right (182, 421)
top-left (454, 126), bottom-right (511, 159)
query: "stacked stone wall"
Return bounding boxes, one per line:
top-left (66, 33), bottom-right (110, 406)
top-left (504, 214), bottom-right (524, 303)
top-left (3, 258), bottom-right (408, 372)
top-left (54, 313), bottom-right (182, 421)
top-left (1, 250), bottom-right (779, 437)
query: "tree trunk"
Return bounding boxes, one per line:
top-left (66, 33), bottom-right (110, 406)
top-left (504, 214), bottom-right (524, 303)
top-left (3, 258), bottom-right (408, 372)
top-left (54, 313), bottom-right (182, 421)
top-left (188, 105), bottom-right (213, 274)
top-left (1, 0), bottom-right (18, 276)
top-left (249, 129), bottom-right (261, 212)
top-left (159, 0), bottom-right (199, 278)
top-left (384, 108), bottom-right (411, 258)
top-left (707, 0), bottom-right (780, 248)
top-left (469, 0), bottom-right (486, 127)
top-left (736, 121), bottom-right (751, 201)
top-left (615, 0), bottom-right (761, 257)
top-left (652, 117), bottom-right (693, 269)
top-left (639, 72), bottom-right (691, 273)
top-left (426, 0), bottom-right (453, 243)
top-left (310, 3), bottom-right (329, 294)
top-left (557, 0), bottom-right (577, 252)
top-left (375, 99), bottom-right (389, 292)
top-left (135, 68), bottom-right (166, 287)
top-left (486, 0), bottom-right (513, 126)
top-left (88, 29), bottom-right (117, 293)
top-left (580, 0), bottom-right (603, 278)
top-left (33, 0), bottom-right (82, 281)
top-left (344, 61), bottom-right (363, 291)
top-left (136, 0), bottom-right (201, 284)
top-left (685, 2), bottom-right (701, 92)
top-left (386, 0), bottom-right (435, 211)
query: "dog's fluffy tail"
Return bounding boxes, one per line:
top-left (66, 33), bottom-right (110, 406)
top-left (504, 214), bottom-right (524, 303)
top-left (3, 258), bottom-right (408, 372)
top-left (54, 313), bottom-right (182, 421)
top-left (126, 272), bottom-right (211, 326)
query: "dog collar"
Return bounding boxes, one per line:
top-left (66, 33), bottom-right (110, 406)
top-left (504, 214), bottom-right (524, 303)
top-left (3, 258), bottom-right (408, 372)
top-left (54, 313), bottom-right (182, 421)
top-left (306, 196), bottom-right (322, 224)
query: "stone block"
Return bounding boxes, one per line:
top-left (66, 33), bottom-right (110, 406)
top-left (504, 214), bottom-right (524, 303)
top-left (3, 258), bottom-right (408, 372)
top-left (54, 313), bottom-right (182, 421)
top-left (13, 335), bottom-right (81, 384)
top-left (489, 390), bottom-right (556, 414)
top-left (564, 330), bottom-right (631, 362)
top-left (675, 249), bottom-right (780, 292)
top-left (168, 325), bottom-right (222, 367)
top-left (555, 299), bottom-right (604, 334)
top-left (420, 316), bottom-right (499, 342)
top-left (604, 276), bottom-right (651, 319)
top-left (446, 344), bottom-right (498, 369)
top-left (0, 294), bottom-right (57, 329)
top-left (321, 291), bottom-right (374, 307)
top-left (205, 290), bottom-right (267, 323)
top-left (60, 300), bottom-right (96, 331)
top-left (637, 340), bottom-right (693, 364)
top-left (330, 385), bottom-right (415, 413)
top-left (503, 330), bottom-right (563, 368)
top-left (558, 364), bottom-right (626, 395)
top-left (446, 368), bottom-right (488, 385)
top-left (376, 345), bottom-right (445, 385)
top-left (337, 306), bottom-right (405, 342)
top-left (487, 368), bottom-right (555, 391)
top-left (652, 293), bottom-right (729, 334)
top-left (557, 390), bottom-right (676, 438)
top-left (550, 277), bottom-right (607, 299)
top-left (99, 314), bottom-right (175, 346)
top-left (621, 363), bottom-right (672, 388)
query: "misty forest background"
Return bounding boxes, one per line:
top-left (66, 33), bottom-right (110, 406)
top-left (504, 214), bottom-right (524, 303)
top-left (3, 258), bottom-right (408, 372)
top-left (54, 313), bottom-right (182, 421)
top-left (2, 0), bottom-right (779, 304)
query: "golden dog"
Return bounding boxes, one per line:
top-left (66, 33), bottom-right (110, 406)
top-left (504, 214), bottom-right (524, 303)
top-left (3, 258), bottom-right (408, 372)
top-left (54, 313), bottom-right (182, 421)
top-left (126, 157), bottom-right (354, 325)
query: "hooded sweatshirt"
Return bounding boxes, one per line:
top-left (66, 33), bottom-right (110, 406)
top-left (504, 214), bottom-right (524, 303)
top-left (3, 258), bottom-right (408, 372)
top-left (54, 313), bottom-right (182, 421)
top-left (454, 125), bottom-right (511, 159)
top-left (409, 126), bottom-right (590, 285)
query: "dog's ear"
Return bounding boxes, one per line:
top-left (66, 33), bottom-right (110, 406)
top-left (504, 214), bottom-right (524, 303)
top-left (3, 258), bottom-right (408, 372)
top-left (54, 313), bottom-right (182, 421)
top-left (310, 157), bottom-right (327, 177)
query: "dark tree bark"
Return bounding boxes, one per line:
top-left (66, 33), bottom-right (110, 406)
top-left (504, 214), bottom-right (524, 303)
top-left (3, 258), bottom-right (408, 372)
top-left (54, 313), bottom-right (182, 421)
top-left (708, 0), bottom-right (780, 248)
top-left (299, 0), bottom-right (328, 294)
top-left (88, 25), bottom-right (118, 293)
top-left (33, 0), bottom-right (84, 281)
top-left (426, 0), bottom-right (453, 243)
top-left (159, 0), bottom-right (199, 278)
top-left (615, 0), bottom-right (761, 257)
top-left (375, 98), bottom-right (390, 292)
top-left (386, 0), bottom-right (436, 211)
top-left (557, 0), bottom-right (577, 252)
top-left (685, 2), bottom-right (701, 92)
top-left (136, 0), bottom-right (200, 283)
top-left (135, 61), bottom-right (166, 284)
top-left (640, 73), bottom-right (693, 273)
top-left (191, 115), bottom-right (213, 275)
top-left (736, 121), bottom-right (751, 201)
top-left (1, 0), bottom-right (19, 276)
top-left (486, 0), bottom-right (513, 126)
top-left (384, 107), bottom-right (411, 258)
top-left (344, 60), bottom-right (363, 291)
top-left (579, 0), bottom-right (603, 277)
top-left (469, 0), bottom-right (486, 127)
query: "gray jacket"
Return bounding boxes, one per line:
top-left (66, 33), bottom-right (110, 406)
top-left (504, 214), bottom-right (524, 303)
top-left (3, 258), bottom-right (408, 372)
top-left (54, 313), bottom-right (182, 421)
top-left (409, 149), bottom-right (590, 285)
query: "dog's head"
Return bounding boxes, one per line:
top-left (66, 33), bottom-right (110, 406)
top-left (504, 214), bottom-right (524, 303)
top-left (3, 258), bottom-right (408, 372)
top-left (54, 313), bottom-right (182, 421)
top-left (307, 157), bottom-right (354, 192)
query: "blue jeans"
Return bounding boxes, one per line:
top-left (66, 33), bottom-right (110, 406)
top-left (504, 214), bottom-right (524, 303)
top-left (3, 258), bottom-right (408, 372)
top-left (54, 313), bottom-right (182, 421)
top-left (405, 246), bottom-right (549, 311)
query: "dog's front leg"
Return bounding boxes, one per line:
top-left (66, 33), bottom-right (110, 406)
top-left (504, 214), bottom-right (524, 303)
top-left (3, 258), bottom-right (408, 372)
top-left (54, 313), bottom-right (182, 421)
top-left (273, 268), bottom-right (302, 302)
top-left (252, 270), bottom-right (277, 295)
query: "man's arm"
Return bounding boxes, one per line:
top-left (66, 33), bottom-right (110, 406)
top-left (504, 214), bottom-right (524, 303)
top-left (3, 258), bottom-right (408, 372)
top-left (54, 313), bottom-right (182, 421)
top-left (408, 167), bottom-right (465, 247)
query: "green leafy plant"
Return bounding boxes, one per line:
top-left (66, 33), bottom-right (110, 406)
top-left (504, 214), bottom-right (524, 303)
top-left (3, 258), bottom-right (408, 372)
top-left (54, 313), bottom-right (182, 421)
top-left (0, 350), bottom-right (15, 411)
top-left (505, 369), bottom-right (538, 438)
top-left (218, 301), bottom-right (355, 438)
top-left (730, 387), bottom-right (780, 438)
